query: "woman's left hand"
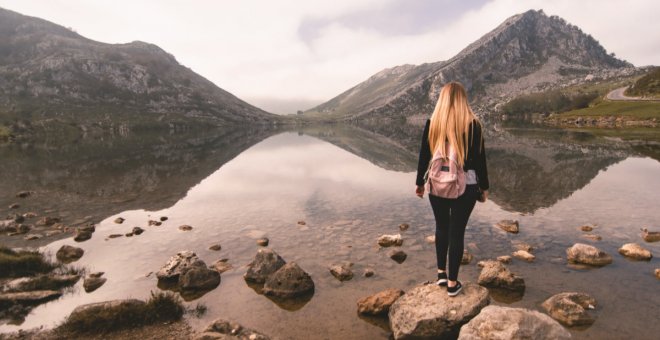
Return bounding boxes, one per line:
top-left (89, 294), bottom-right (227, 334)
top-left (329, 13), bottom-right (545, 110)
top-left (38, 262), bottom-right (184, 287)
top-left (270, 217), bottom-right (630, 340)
top-left (415, 185), bottom-right (425, 198)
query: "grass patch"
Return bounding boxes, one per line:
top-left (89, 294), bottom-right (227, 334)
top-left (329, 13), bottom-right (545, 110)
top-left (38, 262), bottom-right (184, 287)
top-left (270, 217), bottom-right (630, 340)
top-left (59, 291), bottom-right (184, 334)
top-left (626, 67), bottom-right (660, 98)
top-left (558, 101), bottom-right (660, 119)
top-left (0, 246), bottom-right (55, 278)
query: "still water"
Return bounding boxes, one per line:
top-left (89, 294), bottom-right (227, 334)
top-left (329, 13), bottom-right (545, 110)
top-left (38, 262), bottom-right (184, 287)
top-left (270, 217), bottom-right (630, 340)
top-left (1, 124), bottom-right (659, 339)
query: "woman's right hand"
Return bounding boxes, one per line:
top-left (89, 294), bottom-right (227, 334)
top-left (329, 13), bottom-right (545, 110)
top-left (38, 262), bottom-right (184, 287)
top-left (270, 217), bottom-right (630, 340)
top-left (478, 189), bottom-right (489, 203)
top-left (415, 185), bottom-right (425, 198)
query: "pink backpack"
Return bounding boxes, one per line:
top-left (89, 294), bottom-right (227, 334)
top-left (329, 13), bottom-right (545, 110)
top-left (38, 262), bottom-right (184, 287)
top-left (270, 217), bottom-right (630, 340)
top-left (424, 142), bottom-right (466, 199)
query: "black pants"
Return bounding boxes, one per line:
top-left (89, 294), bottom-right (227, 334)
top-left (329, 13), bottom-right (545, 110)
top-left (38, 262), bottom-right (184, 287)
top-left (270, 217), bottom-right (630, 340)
top-left (429, 184), bottom-right (479, 281)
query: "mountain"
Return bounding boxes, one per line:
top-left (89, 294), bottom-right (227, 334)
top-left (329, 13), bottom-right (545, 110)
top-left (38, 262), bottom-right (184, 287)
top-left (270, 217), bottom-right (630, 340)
top-left (308, 9), bottom-right (635, 120)
top-left (0, 7), bottom-right (277, 130)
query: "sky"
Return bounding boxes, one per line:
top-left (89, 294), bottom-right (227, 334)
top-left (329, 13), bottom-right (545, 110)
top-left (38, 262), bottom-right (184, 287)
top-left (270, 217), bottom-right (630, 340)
top-left (0, 0), bottom-right (658, 114)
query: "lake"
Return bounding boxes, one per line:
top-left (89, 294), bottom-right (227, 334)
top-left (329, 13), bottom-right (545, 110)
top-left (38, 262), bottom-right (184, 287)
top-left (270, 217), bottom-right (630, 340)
top-left (1, 123), bottom-right (659, 339)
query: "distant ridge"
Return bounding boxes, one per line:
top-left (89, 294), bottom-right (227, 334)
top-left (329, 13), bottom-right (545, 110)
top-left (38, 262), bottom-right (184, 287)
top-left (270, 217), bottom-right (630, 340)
top-left (308, 9), bottom-right (635, 120)
top-left (0, 7), bottom-right (277, 129)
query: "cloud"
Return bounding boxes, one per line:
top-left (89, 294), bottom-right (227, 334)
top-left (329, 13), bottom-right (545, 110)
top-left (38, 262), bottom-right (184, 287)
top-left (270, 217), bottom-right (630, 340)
top-left (0, 0), bottom-right (658, 113)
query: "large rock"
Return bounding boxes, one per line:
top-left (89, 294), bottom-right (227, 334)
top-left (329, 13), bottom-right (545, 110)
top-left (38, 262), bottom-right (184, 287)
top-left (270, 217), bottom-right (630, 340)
top-left (83, 273), bottom-right (107, 293)
top-left (389, 283), bottom-right (489, 339)
top-left (458, 305), bottom-right (571, 340)
top-left (244, 248), bottom-right (286, 283)
top-left (566, 243), bottom-right (613, 266)
top-left (641, 228), bottom-right (660, 242)
top-left (618, 243), bottom-right (652, 260)
top-left (542, 292), bottom-right (597, 326)
top-left (357, 288), bottom-right (404, 316)
top-left (495, 220), bottom-right (519, 233)
top-left (378, 234), bottom-right (403, 247)
top-left (329, 263), bottom-right (353, 281)
top-left (156, 251), bottom-right (206, 281)
top-left (180, 267), bottom-right (221, 291)
top-left (262, 262), bottom-right (314, 298)
top-left (68, 299), bottom-right (145, 321)
top-left (56, 245), bottom-right (84, 263)
top-left (195, 319), bottom-right (270, 340)
top-left (477, 260), bottom-right (525, 293)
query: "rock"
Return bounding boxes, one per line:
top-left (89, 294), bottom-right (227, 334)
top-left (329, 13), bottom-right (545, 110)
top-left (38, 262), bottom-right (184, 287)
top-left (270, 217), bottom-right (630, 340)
top-left (15, 191), bottom-right (32, 198)
top-left (458, 305), bottom-right (571, 340)
top-left (497, 255), bottom-right (512, 264)
top-left (511, 240), bottom-right (533, 252)
top-left (13, 214), bottom-right (25, 223)
top-left (461, 250), bottom-right (473, 264)
top-left (297, 220), bottom-right (306, 225)
top-left (566, 243), bottom-right (612, 266)
top-left (23, 212), bottom-right (38, 219)
top-left (79, 225), bottom-right (95, 233)
top-left (244, 248), bottom-right (286, 283)
top-left (262, 262), bottom-right (314, 298)
top-left (68, 299), bottom-right (145, 323)
top-left (364, 268), bottom-right (375, 277)
top-left (45, 230), bottom-right (63, 237)
top-left (125, 232), bottom-right (134, 237)
top-left (156, 251), bottom-right (206, 281)
top-left (56, 245), bottom-right (84, 263)
top-left (210, 259), bottom-right (233, 273)
top-left (180, 267), bottom-right (221, 291)
top-left (640, 228), bottom-right (660, 242)
top-left (389, 283), bottom-right (489, 339)
top-left (179, 225), bottom-right (193, 231)
top-left (160, 216), bottom-right (168, 221)
top-left (9, 203), bottom-right (19, 209)
top-left (655, 269), bottom-right (660, 279)
top-left (74, 229), bottom-right (92, 242)
top-left (399, 223), bottom-right (410, 231)
top-left (495, 220), bottom-right (519, 233)
top-left (132, 227), bottom-right (145, 235)
top-left (114, 217), bottom-right (125, 224)
top-left (148, 220), bottom-right (162, 226)
top-left (477, 260), bottom-right (525, 293)
top-left (209, 244), bottom-right (222, 251)
top-left (389, 249), bottom-right (407, 264)
top-left (618, 243), bottom-right (652, 260)
top-left (24, 233), bottom-right (41, 240)
top-left (512, 250), bottom-right (535, 262)
top-left (580, 225), bottom-right (594, 232)
top-left (541, 292), bottom-right (597, 326)
top-left (108, 234), bottom-right (123, 239)
top-left (0, 290), bottom-right (61, 304)
top-left (83, 273), bottom-right (107, 293)
top-left (357, 289), bottom-right (404, 316)
top-left (36, 216), bottom-right (61, 227)
top-left (196, 319), bottom-right (270, 340)
top-left (581, 233), bottom-right (602, 241)
top-left (425, 235), bottom-right (435, 244)
top-left (329, 263), bottom-right (353, 281)
top-left (378, 234), bottom-right (403, 247)
top-left (89, 272), bottom-right (105, 278)
top-left (256, 237), bottom-right (269, 247)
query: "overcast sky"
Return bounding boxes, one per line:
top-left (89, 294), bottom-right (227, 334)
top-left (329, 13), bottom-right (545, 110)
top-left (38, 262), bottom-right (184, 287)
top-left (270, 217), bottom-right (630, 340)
top-left (1, 0), bottom-right (658, 113)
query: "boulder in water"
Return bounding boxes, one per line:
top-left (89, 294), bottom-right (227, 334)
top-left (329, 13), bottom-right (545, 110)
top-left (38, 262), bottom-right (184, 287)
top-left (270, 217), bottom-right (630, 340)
top-left (244, 248), bottom-right (286, 283)
top-left (458, 305), bottom-right (571, 339)
top-left (357, 288), bottom-right (404, 316)
top-left (262, 262), bottom-right (314, 298)
top-left (566, 243), bottom-right (612, 266)
top-left (618, 243), bottom-right (652, 260)
top-left (541, 292), bottom-right (597, 326)
top-left (477, 260), bottom-right (525, 293)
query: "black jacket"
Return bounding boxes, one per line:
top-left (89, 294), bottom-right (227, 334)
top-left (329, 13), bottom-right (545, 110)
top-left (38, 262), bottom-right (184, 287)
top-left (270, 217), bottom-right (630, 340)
top-left (415, 119), bottom-right (490, 191)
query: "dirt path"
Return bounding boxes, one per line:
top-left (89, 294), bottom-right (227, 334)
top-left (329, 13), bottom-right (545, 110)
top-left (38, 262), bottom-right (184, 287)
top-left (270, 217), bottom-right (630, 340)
top-left (606, 86), bottom-right (660, 101)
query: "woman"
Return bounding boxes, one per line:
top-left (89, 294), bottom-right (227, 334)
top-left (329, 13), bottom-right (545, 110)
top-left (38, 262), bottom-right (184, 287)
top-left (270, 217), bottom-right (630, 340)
top-left (415, 81), bottom-right (489, 297)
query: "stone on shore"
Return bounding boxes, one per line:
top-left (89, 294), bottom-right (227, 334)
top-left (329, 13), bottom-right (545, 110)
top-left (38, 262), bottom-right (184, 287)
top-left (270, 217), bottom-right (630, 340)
top-left (208, 244), bottom-right (222, 251)
top-left (244, 248), bottom-right (286, 283)
top-left (74, 229), bottom-right (92, 242)
top-left (256, 237), bottom-right (269, 247)
top-left (477, 260), bottom-right (525, 293)
top-left (641, 228), bottom-right (660, 242)
top-left (389, 283), bottom-right (489, 340)
top-left (262, 262), bottom-right (314, 298)
top-left (196, 319), bottom-right (270, 340)
top-left (618, 243), bottom-right (653, 260)
top-left (179, 267), bottom-right (221, 291)
top-left (389, 250), bottom-right (407, 264)
top-left (357, 288), bottom-right (404, 316)
top-left (566, 243), bottom-right (612, 266)
top-left (132, 227), bottom-right (145, 235)
top-left (329, 263), bottom-right (353, 281)
top-left (83, 273), bottom-right (107, 293)
top-left (56, 245), bottom-right (84, 263)
top-left (512, 250), bottom-right (535, 262)
top-left (458, 305), bottom-right (571, 340)
top-left (160, 216), bottom-right (168, 221)
top-left (179, 225), bottom-right (193, 231)
top-left (148, 220), bottom-right (162, 226)
top-left (399, 223), bottom-right (410, 231)
top-left (495, 220), bottom-right (519, 234)
top-left (542, 292), bottom-right (597, 326)
top-left (378, 234), bottom-right (403, 247)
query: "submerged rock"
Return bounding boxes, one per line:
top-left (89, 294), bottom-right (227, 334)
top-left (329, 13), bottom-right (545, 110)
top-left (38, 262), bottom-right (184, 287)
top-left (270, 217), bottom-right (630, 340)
top-left (641, 228), bottom-right (660, 242)
top-left (542, 292), bottom-right (597, 326)
top-left (132, 227), bottom-right (145, 235)
top-left (148, 220), bottom-right (162, 226)
top-left (511, 240), bottom-right (533, 252)
top-left (459, 305), bottom-right (571, 340)
top-left (208, 243), bottom-right (222, 251)
top-left (425, 235), bottom-right (435, 244)
top-left (495, 220), bottom-right (519, 234)
top-left (618, 243), bottom-right (652, 260)
top-left (461, 250), bottom-right (473, 264)
top-left (655, 268), bottom-right (660, 280)
top-left (156, 251), bottom-right (205, 281)
top-left (73, 229), bottom-right (92, 242)
top-left (378, 234), bottom-right (403, 247)
top-left (178, 225), bottom-right (193, 231)
top-left (210, 259), bottom-right (233, 274)
top-left (196, 319), bottom-right (270, 340)
top-left (83, 273), bottom-right (107, 293)
top-left (179, 267), bottom-right (221, 291)
top-left (399, 223), bottom-right (410, 231)
top-left (23, 234), bottom-right (41, 241)
top-left (15, 191), bottom-right (32, 198)
top-left (364, 268), bottom-right (375, 278)
top-left (566, 243), bottom-right (612, 266)
top-left (329, 263), bottom-right (353, 281)
top-left (389, 283), bottom-right (489, 339)
top-left (497, 255), bottom-right (512, 264)
top-left (9, 203), bottom-right (19, 209)
top-left (56, 245), bottom-right (84, 263)
top-left (357, 288), bottom-right (404, 316)
top-left (477, 260), bottom-right (525, 293)
top-left (67, 299), bottom-right (145, 323)
top-left (256, 237), bottom-right (269, 247)
top-left (580, 224), bottom-right (595, 232)
top-left (36, 216), bottom-right (61, 227)
top-left (262, 262), bottom-right (314, 298)
top-left (389, 250), bottom-right (407, 264)
top-left (0, 290), bottom-right (61, 305)
top-left (512, 250), bottom-right (535, 262)
top-left (581, 233), bottom-right (602, 241)
top-left (244, 248), bottom-right (286, 283)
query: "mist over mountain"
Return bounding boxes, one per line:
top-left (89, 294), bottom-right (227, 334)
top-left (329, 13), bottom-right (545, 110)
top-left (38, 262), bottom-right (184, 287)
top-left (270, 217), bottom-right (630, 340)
top-left (0, 7), bottom-right (277, 131)
top-left (309, 9), bottom-right (635, 120)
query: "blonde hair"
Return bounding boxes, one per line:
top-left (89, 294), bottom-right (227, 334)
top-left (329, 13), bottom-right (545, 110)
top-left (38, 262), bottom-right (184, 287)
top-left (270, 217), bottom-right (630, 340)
top-left (428, 82), bottom-right (479, 167)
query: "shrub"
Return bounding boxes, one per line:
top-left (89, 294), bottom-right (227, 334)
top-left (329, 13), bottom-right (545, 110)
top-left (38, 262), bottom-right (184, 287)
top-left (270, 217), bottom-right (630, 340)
top-left (0, 246), bottom-right (55, 278)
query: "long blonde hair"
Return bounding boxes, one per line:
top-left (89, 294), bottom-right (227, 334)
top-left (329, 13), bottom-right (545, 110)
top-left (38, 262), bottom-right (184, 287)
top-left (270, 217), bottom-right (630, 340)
top-left (428, 82), bottom-right (479, 167)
